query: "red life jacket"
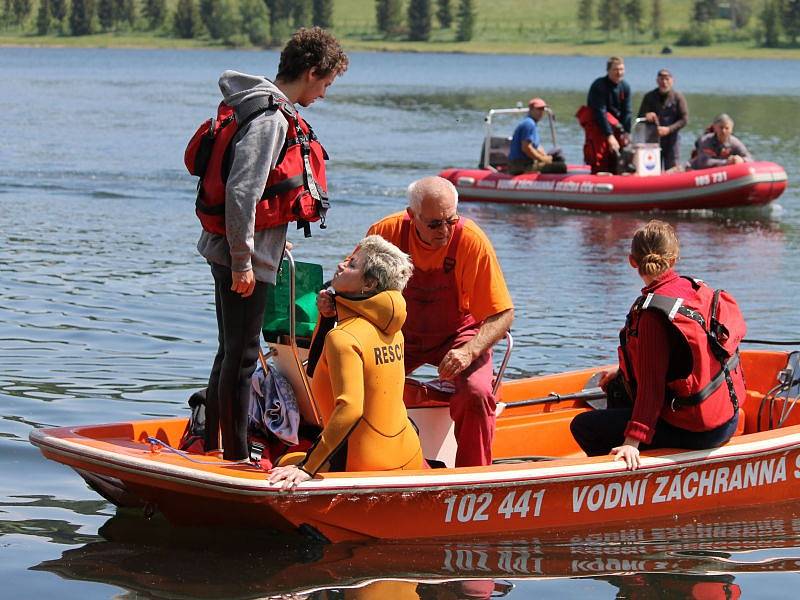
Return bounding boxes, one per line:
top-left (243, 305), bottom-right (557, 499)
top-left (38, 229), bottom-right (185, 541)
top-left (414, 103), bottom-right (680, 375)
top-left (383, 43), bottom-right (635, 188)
top-left (575, 105), bottom-right (626, 174)
top-left (184, 95), bottom-right (329, 238)
top-left (619, 277), bottom-right (746, 425)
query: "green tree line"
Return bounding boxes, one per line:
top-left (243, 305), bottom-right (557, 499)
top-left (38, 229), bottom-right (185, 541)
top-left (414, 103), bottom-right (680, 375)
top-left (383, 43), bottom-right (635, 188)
top-left (576, 0), bottom-right (800, 48)
top-left (376, 0), bottom-right (476, 42)
top-left (2, 0), bottom-right (335, 46)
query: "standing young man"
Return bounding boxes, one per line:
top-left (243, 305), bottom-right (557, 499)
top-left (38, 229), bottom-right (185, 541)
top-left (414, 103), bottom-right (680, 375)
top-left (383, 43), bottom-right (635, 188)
top-left (197, 28), bottom-right (348, 460)
top-left (578, 56), bottom-right (632, 173)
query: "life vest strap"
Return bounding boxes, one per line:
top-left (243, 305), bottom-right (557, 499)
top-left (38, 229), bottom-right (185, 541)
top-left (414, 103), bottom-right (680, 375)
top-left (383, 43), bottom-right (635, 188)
top-left (672, 351), bottom-right (740, 408)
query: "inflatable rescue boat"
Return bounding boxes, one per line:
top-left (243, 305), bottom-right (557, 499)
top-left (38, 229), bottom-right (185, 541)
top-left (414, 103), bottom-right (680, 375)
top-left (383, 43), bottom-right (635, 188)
top-left (438, 108), bottom-right (787, 211)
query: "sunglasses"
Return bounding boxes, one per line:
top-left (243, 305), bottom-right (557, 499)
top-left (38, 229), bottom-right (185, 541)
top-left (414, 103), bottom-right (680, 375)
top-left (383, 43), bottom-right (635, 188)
top-left (425, 215), bottom-right (460, 230)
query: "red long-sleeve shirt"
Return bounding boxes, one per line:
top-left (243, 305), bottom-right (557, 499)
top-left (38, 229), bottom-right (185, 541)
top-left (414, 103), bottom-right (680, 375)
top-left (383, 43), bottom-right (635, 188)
top-left (624, 270), bottom-right (704, 443)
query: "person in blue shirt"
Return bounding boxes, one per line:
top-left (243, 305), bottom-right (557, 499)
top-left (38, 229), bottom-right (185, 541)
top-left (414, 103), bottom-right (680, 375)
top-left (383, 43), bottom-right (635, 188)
top-left (507, 98), bottom-right (554, 175)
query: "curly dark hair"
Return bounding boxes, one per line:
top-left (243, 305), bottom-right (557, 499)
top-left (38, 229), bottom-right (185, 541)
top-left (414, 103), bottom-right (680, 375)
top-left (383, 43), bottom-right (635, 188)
top-left (277, 27), bottom-right (349, 82)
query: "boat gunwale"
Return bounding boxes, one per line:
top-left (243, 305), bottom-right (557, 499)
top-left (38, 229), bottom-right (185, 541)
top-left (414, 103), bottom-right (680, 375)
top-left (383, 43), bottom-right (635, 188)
top-left (29, 424), bottom-right (800, 498)
top-left (450, 163), bottom-right (786, 207)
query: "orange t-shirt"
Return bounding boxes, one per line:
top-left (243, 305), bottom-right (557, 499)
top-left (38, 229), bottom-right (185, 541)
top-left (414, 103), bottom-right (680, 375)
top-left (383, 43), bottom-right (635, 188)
top-left (368, 211), bottom-right (513, 323)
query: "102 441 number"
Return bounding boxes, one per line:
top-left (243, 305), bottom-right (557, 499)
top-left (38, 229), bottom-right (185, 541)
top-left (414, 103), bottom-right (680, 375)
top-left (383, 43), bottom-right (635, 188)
top-left (443, 490), bottom-right (545, 523)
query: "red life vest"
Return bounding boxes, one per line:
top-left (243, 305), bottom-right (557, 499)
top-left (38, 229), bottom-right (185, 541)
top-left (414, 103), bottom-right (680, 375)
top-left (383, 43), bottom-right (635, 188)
top-left (575, 105), bottom-right (626, 174)
top-left (184, 95), bottom-right (329, 238)
top-left (619, 277), bottom-right (746, 427)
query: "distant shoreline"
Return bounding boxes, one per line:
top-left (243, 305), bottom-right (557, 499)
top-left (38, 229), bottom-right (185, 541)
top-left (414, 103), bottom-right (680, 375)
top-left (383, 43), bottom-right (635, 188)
top-left (2, 33), bottom-right (800, 60)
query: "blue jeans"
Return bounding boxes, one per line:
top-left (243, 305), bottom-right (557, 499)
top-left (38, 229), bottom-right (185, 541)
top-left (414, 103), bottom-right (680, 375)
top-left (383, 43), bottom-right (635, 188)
top-left (570, 406), bottom-right (739, 457)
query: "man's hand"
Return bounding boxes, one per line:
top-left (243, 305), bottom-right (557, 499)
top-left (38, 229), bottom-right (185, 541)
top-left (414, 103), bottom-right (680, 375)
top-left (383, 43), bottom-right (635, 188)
top-left (316, 288), bottom-right (336, 318)
top-left (728, 155), bottom-right (744, 165)
top-left (644, 111), bottom-right (658, 123)
top-left (232, 270), bottom-right (256, 298)
top-left (438, 346), bottom-right (474, 380)
top-left (607, 134), bottom-right (620, 153)
top-left (657, 125), bottom-right (670, 137)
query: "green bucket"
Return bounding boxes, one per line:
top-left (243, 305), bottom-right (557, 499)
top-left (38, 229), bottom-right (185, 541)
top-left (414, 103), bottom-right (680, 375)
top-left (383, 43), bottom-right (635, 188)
top-left (262, 259), bottom-right (324, 343)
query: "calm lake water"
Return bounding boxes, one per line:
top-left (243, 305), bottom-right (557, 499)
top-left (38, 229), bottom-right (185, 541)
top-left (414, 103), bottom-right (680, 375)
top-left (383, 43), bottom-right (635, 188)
top-left (2, 48), bottom-right (800, 598)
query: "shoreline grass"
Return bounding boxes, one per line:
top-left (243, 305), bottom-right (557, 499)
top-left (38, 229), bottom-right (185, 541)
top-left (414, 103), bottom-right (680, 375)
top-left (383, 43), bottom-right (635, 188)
top-left (3, 0), bottom-right (800, 60)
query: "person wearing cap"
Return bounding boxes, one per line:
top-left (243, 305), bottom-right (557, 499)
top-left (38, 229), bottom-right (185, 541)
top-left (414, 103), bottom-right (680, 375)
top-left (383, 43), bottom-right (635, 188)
top-left (637, 69), bottom-right (689, 170)
top-left (507, 97), bottom-right (554, 175)
top-left (577, 56), bottom-right (632, 174)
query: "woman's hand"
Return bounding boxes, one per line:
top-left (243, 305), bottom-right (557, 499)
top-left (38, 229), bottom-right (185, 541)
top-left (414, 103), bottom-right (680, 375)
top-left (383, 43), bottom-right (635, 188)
top-left (316, 289), bottom-right (336, 318)
top-left (268, 465), bottom-right (312, 490)
top-left (597, 369), bottom-right (620, 391)
top-left (611, 442), bottom-right (641, 471)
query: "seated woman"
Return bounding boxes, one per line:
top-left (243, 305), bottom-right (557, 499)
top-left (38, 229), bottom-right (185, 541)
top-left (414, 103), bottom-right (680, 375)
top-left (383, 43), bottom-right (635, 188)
top-left (269, 236), bottom-right (424, 489)
top-left (570, 220), bottom-right (746, 470)
top-left (689, 113), bottom-right (752, 170)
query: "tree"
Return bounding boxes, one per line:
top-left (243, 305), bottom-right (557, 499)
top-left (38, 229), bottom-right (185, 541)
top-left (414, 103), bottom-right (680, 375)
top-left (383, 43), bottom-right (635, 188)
top-left (624, 0), bottom-right (643, 37)
top-left (266, 0), bottom-right (293, 43)
top-left (376, 0), bottom-right (402, 34)
top-left (408, 0), bottom-right (431, 40)
top-left (312, 0), bottom-right (333, 27)
top-left (70, 0), bottom-right (95, 35)
top-left (173, 0), bottom-right (199, 38)
top-left (651, 0), bottom-right (663, 39)
top-left (36, 0), bottom-right (50, 34)
top-left (50, 0), bottom-right (66, 22)
top-left (456, 0), bottom-right (475, 41)
top-left (598, 0), bottom-right (623, 33)
top-left (578, 0), bottom-right (593, 35)
top-left (143, 0), bottom-right (167, 29)
top-left (293, 0), bottom-right (311, 27)
top-left (115, 0), bottom-right (136, 27)
top-left (12, 0), bottom-right (32, 24)
top-left (240, 0), bottom-right (271, 45)
top-left (436, 0), bottom-right (451, 28)
top-left (759, 0), bottom-right (780, 46)
top-left (783, 0), bottom-right (800, 44)
top-left (97, 0), bottom-right (115, 30)
top-left (693, 0), bottom-right (718, 23)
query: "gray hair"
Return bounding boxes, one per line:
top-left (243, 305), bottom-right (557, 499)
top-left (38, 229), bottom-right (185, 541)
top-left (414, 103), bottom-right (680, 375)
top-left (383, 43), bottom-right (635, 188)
top-left (358, 235), bottom-right (413, 292)
top-left (406, 176), bottom-right (459, 213)
top-left (713, 113), bottom-right (734, 127)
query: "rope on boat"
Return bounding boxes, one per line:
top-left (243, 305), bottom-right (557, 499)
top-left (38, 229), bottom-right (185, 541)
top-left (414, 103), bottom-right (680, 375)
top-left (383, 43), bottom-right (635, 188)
top-left (144, 437), bottom-right (262, 469)
top-left (756, 350), bottom-right (800, 432)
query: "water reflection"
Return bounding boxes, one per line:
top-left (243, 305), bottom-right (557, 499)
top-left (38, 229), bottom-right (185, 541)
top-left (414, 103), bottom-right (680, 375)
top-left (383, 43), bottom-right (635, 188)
top-left (32, 502), bottom-right (800, 599)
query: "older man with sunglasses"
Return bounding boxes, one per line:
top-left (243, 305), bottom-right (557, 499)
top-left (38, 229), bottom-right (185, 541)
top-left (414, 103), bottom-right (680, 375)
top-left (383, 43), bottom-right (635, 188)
top-left (366, 176), bottom-right (514, 467)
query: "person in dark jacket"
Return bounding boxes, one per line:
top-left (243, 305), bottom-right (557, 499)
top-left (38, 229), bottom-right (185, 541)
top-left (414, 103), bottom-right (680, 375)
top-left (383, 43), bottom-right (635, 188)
top-left (637, 69), bottom-right (689, 170)
top-left (579, 57), bottom-right (632, 173)
top-left (689, 113), bottom-right (753, 170)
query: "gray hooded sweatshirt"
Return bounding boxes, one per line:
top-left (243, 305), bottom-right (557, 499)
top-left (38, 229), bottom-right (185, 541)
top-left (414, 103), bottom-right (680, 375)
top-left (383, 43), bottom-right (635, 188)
top-left (196, 71), bottom-right (290, 284)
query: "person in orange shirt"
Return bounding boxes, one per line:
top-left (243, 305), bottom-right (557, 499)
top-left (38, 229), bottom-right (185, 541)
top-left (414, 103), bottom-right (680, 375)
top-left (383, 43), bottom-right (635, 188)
top-left (269, 235), bottom-right (424, 489)
top-left (365, 176), bottom-right (514, 467)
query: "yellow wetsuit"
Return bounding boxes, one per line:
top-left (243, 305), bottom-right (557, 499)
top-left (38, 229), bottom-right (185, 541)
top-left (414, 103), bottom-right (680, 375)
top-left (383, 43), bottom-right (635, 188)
top-left (299, 290), bottom-right (424, 475)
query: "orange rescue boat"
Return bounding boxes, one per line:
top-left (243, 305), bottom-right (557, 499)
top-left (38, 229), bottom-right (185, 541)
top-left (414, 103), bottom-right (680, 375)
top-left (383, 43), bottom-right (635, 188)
top-left (30, 348), bottom-right (800, 544)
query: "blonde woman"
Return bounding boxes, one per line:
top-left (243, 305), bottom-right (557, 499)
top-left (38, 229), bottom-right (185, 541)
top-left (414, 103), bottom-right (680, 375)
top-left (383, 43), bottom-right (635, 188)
top-left (570, 220), bottom-right (746, 470)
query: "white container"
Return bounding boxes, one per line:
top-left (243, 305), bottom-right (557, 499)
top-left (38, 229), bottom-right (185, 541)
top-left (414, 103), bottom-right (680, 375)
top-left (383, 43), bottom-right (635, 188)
top-left (632, 144), bottom-right (662, 177)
